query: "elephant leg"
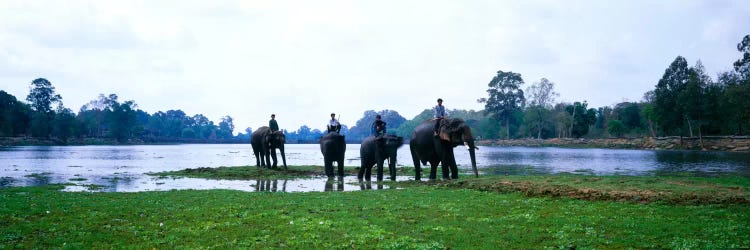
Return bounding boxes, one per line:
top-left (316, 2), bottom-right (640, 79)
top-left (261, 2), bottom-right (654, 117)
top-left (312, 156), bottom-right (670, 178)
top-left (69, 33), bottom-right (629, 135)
top-left (376, 159), bottom-right (384, 182)
top-left (270, 148), bottom-right (278, 168)
top-left (324, 156), bottom-right (333, 177)
top-left (336, 157), bottom-right (345, 177)
top-left (358, 158), bottom-right (367, 180)
top-left (254, 151), bottom-right (261, 167)
top-left (429, 159), bottom-right (439, 180)
top-left (264, 149), bottom-right (271, 168)
top-left (410, 145), bottom-right (422, 181)
top-left (447, 151), bottom-right (458, 179)
top-left (440, 145), bottom-right (452, 179)
top-left (388, 157), bottom-right (397, 181)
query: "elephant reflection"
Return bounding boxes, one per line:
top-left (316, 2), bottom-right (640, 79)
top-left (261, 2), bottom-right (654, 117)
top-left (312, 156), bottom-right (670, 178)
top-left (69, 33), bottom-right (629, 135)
top-left (324, 177), bottom-right (344, 192)
top-left (255, 179), bottom-right (287, 192)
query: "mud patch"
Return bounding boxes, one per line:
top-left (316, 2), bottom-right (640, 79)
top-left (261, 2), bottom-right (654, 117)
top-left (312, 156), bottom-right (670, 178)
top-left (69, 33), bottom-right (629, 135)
top-left (428, 178), bottom-right (750, 205)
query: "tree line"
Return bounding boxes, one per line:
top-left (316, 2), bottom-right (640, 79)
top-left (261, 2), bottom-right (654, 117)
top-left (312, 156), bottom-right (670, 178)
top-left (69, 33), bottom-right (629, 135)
top-left (2, 34), bottom-right (749, 144)
top-left (1, 80), bottom-right (238, 144)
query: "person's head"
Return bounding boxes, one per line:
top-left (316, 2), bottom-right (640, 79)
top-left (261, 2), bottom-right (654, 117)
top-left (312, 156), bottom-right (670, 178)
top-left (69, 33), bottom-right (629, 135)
top-left (437, 98), bottom-right (443, 105)
top-left (330, 113), bottom-right (336, 118)
top-left (271, 114), bottom-right (275, 119)
top-left (376, 115), bottom-right (381, 120)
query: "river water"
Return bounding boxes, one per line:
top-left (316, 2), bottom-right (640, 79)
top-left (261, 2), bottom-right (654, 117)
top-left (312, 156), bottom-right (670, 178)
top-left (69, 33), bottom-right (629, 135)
top-left (1, 144), bottom-right (748, 192)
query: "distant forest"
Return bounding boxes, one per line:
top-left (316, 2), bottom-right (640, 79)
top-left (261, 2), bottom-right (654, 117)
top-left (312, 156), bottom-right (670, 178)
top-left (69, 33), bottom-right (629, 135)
top-left (2, 35), bottom-right (749, 144)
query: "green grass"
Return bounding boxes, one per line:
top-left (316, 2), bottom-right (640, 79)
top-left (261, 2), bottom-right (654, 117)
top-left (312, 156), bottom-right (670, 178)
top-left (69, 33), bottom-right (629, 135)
top-left (1, 183), bottom-right (749, 249)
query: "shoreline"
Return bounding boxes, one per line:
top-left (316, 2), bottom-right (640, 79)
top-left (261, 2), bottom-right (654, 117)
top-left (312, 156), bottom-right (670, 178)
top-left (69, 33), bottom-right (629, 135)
top-left (477, 136), bottom-right (750, 152)
top-left (4, 136), bottom-right (750, 152)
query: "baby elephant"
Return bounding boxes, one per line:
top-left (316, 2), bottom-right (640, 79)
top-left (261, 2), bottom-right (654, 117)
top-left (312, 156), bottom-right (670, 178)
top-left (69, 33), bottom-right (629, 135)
top-left (359, 134), bottom-right (404, 181)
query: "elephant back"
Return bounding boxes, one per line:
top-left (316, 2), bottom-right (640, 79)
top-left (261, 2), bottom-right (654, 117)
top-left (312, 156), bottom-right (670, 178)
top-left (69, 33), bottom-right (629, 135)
top-left (251, 126), bottom-right (271, 144)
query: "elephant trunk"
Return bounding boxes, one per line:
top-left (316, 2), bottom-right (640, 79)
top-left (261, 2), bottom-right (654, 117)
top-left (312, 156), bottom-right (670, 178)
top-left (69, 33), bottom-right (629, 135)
top-left (463, 126), bottom-right (478, 177)
top-left (280, 145), bottom-right (287, 169)
top-left (468, 143), bottom-right (478, 177)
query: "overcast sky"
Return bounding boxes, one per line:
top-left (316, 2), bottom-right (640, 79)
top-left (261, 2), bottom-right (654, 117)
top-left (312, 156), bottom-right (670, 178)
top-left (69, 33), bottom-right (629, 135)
top-left (1, 0), bottom-right (749, 134)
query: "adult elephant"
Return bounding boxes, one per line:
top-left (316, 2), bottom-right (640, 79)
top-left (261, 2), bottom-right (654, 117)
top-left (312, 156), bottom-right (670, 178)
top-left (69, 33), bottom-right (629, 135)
top-left (251, 126), bottom-right (287, 169)
top-left (410, 118), bottom-right (478, 180)
top-left (359, 134), bottom-right (404, 181)
top-left (319, 132), bottom-right (346, 177)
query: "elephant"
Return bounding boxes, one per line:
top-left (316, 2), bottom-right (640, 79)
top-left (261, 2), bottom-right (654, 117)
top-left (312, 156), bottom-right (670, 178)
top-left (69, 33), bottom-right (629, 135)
top-left (319, 132), bottom-right (346, 177)
top-left (358, 134), bottom-right (404, 181)
top-left (410, 118), bottom-right (478, 180)
top-left (251, 126), bottom-right (287, 169)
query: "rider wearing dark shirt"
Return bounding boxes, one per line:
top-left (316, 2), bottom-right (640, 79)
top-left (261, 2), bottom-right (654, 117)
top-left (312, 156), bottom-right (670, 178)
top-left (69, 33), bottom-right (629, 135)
top-left (269, 114), bottom-right (279, 132)
top-left (372, 115), bottom-right (386, 136)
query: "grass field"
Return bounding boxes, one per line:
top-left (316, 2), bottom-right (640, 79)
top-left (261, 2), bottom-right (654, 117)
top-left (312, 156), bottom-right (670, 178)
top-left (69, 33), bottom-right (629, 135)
top-left (2, 166), bottom-right (750, 249)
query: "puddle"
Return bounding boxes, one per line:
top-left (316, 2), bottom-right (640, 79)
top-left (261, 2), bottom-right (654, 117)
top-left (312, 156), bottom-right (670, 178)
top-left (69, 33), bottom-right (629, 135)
top-left (58, 175), bottom-right (413, 193)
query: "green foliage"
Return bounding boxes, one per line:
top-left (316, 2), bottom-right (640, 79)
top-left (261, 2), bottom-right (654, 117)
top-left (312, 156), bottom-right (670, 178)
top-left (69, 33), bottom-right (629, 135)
top-left (25, 78), bottom-right (61, 114)
top-left (393, 109), bottom-right (433, 138)
top-left (734, 34), bottom-right (750, 77)
top-left (607, 119), bottom-right (626, 138)
top-left (348, 110), bottom-right (407, 141)
top-left (565, 101), bottom-right (596, 138)
top-left (654, 56), bottom-right (691, 135)
top-left (0, 91), bottom-right (31, 136)
top-left (614, 102), bottom-right (643, 130)
top-left (51, 105), bottom-right (77, 142)
top-left (478, 70), bottom-right (526, 139)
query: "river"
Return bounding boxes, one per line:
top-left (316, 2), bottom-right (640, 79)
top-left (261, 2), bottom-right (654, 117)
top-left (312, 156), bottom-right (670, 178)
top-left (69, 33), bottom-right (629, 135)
top-left (1, 144), bottom-right (748, 192)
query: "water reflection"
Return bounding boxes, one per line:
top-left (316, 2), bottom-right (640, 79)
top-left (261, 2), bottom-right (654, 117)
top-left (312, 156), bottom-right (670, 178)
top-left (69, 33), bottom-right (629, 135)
top-left (254, 179), bottom-right (287, 192)
top-left (324, 177), bottom-right (344, 192)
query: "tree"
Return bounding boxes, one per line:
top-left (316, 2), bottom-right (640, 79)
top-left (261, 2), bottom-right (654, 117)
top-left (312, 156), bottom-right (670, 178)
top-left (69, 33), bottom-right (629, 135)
top-left (0, 91), bottom-right (31, 136)
top-left (679, 60), bottom-right (711, 138)
top-left (217, 115), bottom-right (235, 139)
top-left (727, 34), bottom-right (750, 134)
top-left (641, 91), bottom-right (658, 137)
top-left (105, 94), bottom-right (138, 143)
top-left (26, 78), bottom-right (62, 138)
top-left (348, 110), bottom-right (406, 141)
top-left (478, 70), bottom-right (526, 139)
top-left (734, 34), bottom-right (750, 78)
top-left (654, 56), bottom-right (691, 135)
top-left (607, 120), bottom-right (626, 138)
top-left (525, 78), bottom-right (558, 139)
top-left (613, 102), bottom-right (642, 132)
top-left (394, 109), bottom-right (433, 138)
top-left (565, 101), bottom-right (596, 138)
top-left (51, 104), bottom-right (77, 142)
top-left (26, 78), bottom-right (62, 114)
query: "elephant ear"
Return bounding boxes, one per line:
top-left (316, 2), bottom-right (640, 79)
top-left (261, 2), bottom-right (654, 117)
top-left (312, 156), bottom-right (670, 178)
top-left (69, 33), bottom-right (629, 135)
top-left (438, 131), bottom-right (451, 141)
top-left (438, 118), bottom-right (465, 142)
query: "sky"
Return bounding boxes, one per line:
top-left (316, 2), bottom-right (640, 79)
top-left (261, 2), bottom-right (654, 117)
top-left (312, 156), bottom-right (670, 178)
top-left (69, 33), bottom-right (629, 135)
top-left (1, 0), bottom-right (749, 134)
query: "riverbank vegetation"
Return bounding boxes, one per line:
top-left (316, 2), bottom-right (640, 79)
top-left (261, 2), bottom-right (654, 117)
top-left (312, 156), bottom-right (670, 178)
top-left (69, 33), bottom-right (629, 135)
top-left (2, 35), bottom-right (749, 145)
top-left (2, 173), bottom-right (749, 248)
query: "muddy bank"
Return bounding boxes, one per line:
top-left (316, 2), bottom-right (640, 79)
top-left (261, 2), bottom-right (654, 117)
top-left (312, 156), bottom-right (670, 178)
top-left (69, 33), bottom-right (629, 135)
top-left (478, 136), bottom-right (750, 152)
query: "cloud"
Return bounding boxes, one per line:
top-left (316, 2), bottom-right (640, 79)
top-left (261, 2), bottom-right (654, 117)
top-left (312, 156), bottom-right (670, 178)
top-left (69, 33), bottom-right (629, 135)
top-left (1, 0), bottom-right (749, 133)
